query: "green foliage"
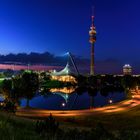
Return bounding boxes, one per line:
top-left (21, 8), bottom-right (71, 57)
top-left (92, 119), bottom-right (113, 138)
top-left (88, 75), bottom-right (98, 86)
top-left (1, 79), bottom-right (12, 98)
top-left (40, 72), bottom-right (51, 81)
top-left (1, 72), bottom-right (39, 109)
top-left (0, 73), bottom-right (6, 78)
top-left (12, 76), bottom-right (24, 99)
top-left (35, 113), bottom-right (59, 138)
top-left (21, 72), bottom-right (39, 99)
top-left (0, 112), bottom-right (41, 140)
top-left (0, 79), bottom-right (4, 88)
top-left (3, 99), bottom-right (16, 113)
top-left (0, 110), bottom-right (140, 139)
top-left (43, 80), bottom-right (66, 88)
top-left (20, 72), bottom-right (39, 107)
top-left (121, 75), bottom-right (139, 89)
top-left (76, 75), bottom-right (87, 86)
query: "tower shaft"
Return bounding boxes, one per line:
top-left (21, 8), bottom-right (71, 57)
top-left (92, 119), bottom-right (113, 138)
top-left (90, 43), bottom-right (94, 75)
top-left (89, 15), bottom-right (96, 75)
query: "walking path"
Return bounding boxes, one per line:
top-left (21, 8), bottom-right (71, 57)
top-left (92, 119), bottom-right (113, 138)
top-left (16, 90), bottom-right (140, 117)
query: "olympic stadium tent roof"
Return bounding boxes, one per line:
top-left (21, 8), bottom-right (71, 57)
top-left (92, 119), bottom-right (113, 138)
top-left (51, 63), bottom-right (72, 76)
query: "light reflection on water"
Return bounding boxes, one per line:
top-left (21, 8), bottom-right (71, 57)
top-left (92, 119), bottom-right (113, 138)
top-left (21, 87), bottom-right (126, 110)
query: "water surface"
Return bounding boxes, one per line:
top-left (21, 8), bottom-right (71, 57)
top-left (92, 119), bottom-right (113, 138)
top-left (21, 87), bottom-right (126, 110)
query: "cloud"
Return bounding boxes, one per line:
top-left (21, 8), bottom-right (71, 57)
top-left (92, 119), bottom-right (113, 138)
top-left (0, 52), bottom-right (127, 74)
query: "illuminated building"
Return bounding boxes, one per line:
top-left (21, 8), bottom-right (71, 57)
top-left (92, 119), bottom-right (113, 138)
top-left (51, 63), bottom-right (77, 83)
top-left (89, 10), bottom-right (96, 75)
top-left (123, 64), bottom-right (132, 75)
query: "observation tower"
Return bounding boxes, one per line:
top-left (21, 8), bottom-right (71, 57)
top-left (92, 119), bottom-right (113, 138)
top-left (89, 10), bottom-right (96, 75)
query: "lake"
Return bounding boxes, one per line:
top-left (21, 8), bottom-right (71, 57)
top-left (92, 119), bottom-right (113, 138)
top-left (21, 87), bottom-right (126, 110)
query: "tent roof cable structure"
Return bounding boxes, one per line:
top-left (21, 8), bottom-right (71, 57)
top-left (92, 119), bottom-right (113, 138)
top-left (51, 52), bottom-right (79, 76)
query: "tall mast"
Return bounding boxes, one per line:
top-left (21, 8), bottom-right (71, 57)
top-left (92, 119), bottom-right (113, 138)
top-left (89, 6), bottom-right (96, 75)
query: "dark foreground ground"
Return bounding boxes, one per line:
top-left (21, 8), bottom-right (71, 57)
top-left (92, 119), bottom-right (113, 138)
top-left (1, 104), bottom-right (140, 140)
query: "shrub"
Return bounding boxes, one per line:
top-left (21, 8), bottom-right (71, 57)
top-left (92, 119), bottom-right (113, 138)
top-left (35, 113), bottom-right (59, 138)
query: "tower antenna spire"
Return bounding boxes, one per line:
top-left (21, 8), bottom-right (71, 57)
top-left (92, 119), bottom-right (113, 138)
top-left (92, 6), bottom-right (95, 16)
top-left (91, 6), bottom-right (95, 26)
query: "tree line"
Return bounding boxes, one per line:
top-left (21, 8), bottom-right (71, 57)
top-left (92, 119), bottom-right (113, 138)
top-left (0, 72), bottom-right (140, 111)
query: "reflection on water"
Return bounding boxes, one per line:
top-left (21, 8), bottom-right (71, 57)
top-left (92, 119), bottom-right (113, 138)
top-left (21, 86), bottom-right (126, 110)
top-left (50, 87), bottom-right (75, 94)
top-left (50, 87), bottom-right (76, 103)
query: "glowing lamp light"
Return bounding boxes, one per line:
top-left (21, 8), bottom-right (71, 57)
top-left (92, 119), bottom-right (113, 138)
top-left (0, 102), bottom-right (4, 106)
top-left (132, 95), bottom-right (135, 98)
top-left (62, 103), bottom-right (65, 107)
top-left (109, 99), bottom-right (113, 104)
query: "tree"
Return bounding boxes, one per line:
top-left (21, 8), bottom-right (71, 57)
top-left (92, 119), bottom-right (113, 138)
top-left (87, 75), bottom-right (98, 87)
top-left (40, 72), bottom-right (51, 81)
top-left (1, 79), bottom-right (16, 112)
top-left (12, 76), bottom-right (24, 106)
top-left (121, 75), bottom-right (134, 89)
top-left (76, 75), bottom-right (87, 86)
top-left (1, 79), bottom-right (12, 99)
top-left (21, 72), bottom-right (39, 107)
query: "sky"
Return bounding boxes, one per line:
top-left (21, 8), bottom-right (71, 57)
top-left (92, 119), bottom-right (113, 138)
top-left (0, 0), bottom-right (140, 70)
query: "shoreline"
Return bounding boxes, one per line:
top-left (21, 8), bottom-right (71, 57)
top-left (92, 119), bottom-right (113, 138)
top-left (16, 90), bottom-right (140, 118)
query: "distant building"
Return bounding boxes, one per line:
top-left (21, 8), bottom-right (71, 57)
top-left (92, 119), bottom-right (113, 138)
top-left (123, 64), bottom-right (132, 75)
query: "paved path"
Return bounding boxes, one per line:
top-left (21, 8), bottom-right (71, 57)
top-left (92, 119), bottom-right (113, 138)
top-left (16, 90), bottom-right (140, 117)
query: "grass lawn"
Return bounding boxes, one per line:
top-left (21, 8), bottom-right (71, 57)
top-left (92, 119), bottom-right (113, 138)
top-left (0, 78), bottom-right (4, 86)
top-left (57, 106), bottom-right (140, 132)
top-left (1, 104), bottom-right (140, 139)
top-left (0, 111), bottom-right (42, 140)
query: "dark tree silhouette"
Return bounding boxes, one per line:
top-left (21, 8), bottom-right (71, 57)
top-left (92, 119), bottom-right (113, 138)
top-left (21, 72), bottom-right (39, 107)
top-left (1, 79), bottom-right (12, 99)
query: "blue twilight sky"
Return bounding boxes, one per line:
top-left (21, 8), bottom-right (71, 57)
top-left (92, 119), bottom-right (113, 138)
top-left (0, 0), bottom-right (140, 64)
